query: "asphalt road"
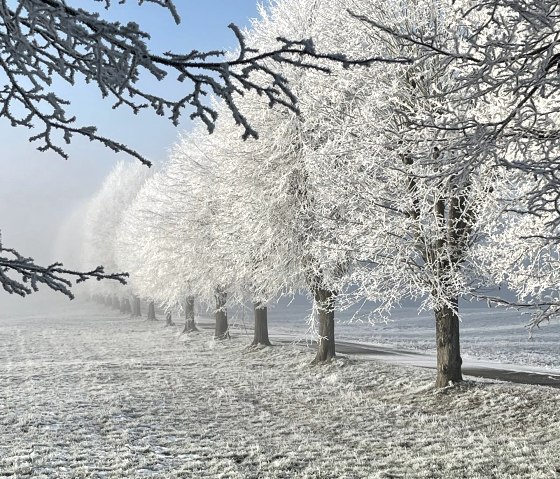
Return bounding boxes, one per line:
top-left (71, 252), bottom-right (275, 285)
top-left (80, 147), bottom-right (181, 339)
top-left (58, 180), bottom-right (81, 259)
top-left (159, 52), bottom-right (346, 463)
top-left (333, 339), bottom-right (560, 389)
top-left (206, 322), bottom-right (560, 389)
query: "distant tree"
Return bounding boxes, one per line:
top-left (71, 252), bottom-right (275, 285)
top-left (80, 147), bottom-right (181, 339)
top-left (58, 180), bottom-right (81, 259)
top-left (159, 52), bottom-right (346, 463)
top-left (131, 295), bottom-right (142, 318)
top-left (1, 0), bottom-right (408, 299)
top-left (165, 310), bottom-right (175, 327)
top-left (115, 152), bottom-right (215, 332)
top-left (147, 300), bottom-right (157, 321)
top-left (82, 160), bottom-right (152, 300)
top-left (113, 170), bottom-right (176, 317)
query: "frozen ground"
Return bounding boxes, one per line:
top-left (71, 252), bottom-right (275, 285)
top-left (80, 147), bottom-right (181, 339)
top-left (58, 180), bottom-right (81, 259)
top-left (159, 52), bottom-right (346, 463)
top-left (1, 301), bottom-right (560, 478)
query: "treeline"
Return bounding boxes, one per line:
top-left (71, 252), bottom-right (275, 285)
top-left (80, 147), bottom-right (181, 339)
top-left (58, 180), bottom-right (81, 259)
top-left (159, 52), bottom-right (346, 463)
top-left (59, 0), bottom-right (560, 388)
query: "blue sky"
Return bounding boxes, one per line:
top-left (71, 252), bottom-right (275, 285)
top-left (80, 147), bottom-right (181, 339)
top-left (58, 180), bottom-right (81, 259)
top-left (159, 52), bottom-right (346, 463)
top-left (0, 1), bottom-right (262, 268)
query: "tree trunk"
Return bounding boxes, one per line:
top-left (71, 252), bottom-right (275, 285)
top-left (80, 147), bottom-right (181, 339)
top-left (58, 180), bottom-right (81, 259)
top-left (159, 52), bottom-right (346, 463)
top-left (251, 303), bottom-right (271, 347)
top-left (131, 296), bottom-right (142, 317)
top-left (119, 298), bottom-right (127, 314)
top-left (214, 290), bottom-right (229, 340)
top-left (182, 296), bottom-right (198, 333)
top-left (435, 296), bottom-right (463, 388)
top-left (122, 298), bottom-right (132, 315)
top-left (147, 301), bottom-right (157, 321)
top-left (312, 288), bottom-right (336, 363)
top-left (165, 311), bottom-right (175, 327)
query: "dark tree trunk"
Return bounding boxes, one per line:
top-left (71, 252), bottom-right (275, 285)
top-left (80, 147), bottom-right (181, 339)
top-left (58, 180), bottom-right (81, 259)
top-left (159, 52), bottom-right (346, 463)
top-left (122, 298), bottom-right (132, 315)
top-left (435, 296), bottom-right (463, 388)
top-left (165, 311), bottom-right (175, 327)
top-left (251, 303), bottom-right (271, 347)
top-left (131, 296), bottom-right (142, 317)
top-left (182, 296), bottom-right (198, 333)
top-left (214, 290), bottom-right (229, 340)
top-left (147, 301), bottom-right (157, 321)
top-left (312, 288), bottom-right (336, 363)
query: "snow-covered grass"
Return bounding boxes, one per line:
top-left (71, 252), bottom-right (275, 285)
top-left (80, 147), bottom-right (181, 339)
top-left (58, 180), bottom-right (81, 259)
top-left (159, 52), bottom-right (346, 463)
top-left (1, 302), bottom-right (560, 478)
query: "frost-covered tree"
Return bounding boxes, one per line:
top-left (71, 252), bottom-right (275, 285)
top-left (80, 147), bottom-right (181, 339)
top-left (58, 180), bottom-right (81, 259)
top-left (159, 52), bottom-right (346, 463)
top-left (334, 162), bottom-right (520, 386)
top-left (243, 0), bottom-right (403, 379)
top-left (114, 172), bottom-right (159, 317)
top-left (113, 172), bottom-right (173, 318)
top-left (182, 0), bottom-right (367, 358)
top-left (285, 0), bottom-right (531, 386)
top-left (115, 145), bottom-right (218, 333)
top-left (163, 129), bottom-right (243, 340)
top-left (82, 160), bottom-right (152, 301)
top-left (337, 0), bottom-right (560, 385)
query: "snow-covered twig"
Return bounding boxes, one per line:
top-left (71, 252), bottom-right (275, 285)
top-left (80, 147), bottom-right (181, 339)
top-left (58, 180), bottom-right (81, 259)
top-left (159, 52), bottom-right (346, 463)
top-left (0, 233), bottom-right (127, 299)
top-left (0, 0), bottom-right (410, 166)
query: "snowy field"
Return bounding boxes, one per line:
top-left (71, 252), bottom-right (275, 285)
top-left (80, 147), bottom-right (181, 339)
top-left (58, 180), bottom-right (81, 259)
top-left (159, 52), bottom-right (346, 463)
top-left (1, 301), bottom-right (560, 478)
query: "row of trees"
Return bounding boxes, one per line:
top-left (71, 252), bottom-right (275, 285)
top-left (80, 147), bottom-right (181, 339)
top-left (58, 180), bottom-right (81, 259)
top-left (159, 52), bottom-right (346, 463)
top-left (62, 0), bottom-right (560, 388)
top-left (2, 0), bottom-right (402, 296)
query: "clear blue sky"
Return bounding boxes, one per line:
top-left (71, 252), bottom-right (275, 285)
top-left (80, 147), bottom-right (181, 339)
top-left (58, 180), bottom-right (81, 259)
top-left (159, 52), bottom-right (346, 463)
top-left (0, 1), bottom-right (262, 269)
